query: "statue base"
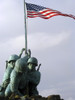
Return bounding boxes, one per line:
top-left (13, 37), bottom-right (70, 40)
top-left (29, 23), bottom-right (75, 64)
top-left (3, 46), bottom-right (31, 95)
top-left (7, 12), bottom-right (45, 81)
top-left (0, 94), bottom-right (64, 100)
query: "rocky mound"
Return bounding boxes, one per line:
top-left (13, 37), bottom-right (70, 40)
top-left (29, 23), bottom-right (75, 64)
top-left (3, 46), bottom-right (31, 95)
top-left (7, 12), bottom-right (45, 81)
top-left (0, 94), bottom-right (64, 100)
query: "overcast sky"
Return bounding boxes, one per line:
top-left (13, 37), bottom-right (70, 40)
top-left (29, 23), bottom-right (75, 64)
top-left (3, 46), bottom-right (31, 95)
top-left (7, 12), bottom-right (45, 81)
top-left (0, 0), bottom-right (75, 100)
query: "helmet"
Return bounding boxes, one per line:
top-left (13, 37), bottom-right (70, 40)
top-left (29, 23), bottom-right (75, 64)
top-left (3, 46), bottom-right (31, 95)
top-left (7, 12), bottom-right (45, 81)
top-left (27, 57), bottom-right (38, 66)
top-left (14, 58), bottom-right (27, 73)
top-left (22, 55), bottom-right (29, 63)
top-left (8, 54), bottom-right (19, 63)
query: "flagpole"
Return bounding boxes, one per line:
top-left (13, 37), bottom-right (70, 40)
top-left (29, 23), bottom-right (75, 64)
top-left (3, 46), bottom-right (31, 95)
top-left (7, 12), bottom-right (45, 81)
top-left (24, 0), bottom-right (28, 54)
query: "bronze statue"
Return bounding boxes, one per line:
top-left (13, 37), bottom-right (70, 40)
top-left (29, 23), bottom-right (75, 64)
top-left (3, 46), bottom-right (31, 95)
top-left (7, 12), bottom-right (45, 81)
top-left (0, 48), bottom-right (41, 98)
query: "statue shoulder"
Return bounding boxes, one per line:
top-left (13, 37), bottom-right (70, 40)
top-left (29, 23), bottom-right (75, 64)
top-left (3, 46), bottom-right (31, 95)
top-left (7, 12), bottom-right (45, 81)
top-left (10, 70), bottom-right (18, 78)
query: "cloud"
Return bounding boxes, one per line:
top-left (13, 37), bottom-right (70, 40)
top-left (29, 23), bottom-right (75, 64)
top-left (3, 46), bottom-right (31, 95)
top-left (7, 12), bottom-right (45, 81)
top-left (0, 35), bottom-right (25, 56)
top-left (0, 31), bottom-right (70, 53)
top-left (28, 32), bottom-right (70, 51)
top-left (0, 31), bottom-right (70, 52)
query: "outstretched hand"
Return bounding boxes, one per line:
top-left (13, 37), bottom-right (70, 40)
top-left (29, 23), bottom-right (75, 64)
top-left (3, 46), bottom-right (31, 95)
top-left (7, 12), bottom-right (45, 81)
top-left (28, 49), bottom-right (31, 57)
top-left (21, 48), bottom-right (25, 53)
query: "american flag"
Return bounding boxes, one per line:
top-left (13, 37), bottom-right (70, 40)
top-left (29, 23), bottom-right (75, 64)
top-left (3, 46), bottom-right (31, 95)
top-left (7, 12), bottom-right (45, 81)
top-left (26, 2), bottom-right (75, 20)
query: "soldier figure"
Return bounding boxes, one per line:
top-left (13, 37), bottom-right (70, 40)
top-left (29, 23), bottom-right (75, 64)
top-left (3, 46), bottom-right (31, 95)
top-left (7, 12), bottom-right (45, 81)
top-left (0, 48), bottom-right (25, 97)
top-left (27, 57), bottom-right (41, 96)
top-left (0, 54), bottom-right (19, 97)
top-left (5, 58), bottom-right (28, 97)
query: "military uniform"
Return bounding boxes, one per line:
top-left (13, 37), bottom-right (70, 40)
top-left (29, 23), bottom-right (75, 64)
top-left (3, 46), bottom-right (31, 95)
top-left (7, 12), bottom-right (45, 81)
top-left (27, 57), bottom-right (41, 96)
top-left (28, 70), bottom-right (41, 96)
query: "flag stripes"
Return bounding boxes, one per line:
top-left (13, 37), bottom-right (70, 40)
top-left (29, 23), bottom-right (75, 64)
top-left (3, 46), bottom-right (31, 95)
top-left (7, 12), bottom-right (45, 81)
top-left (26, 3), bottom-right (75, 20)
